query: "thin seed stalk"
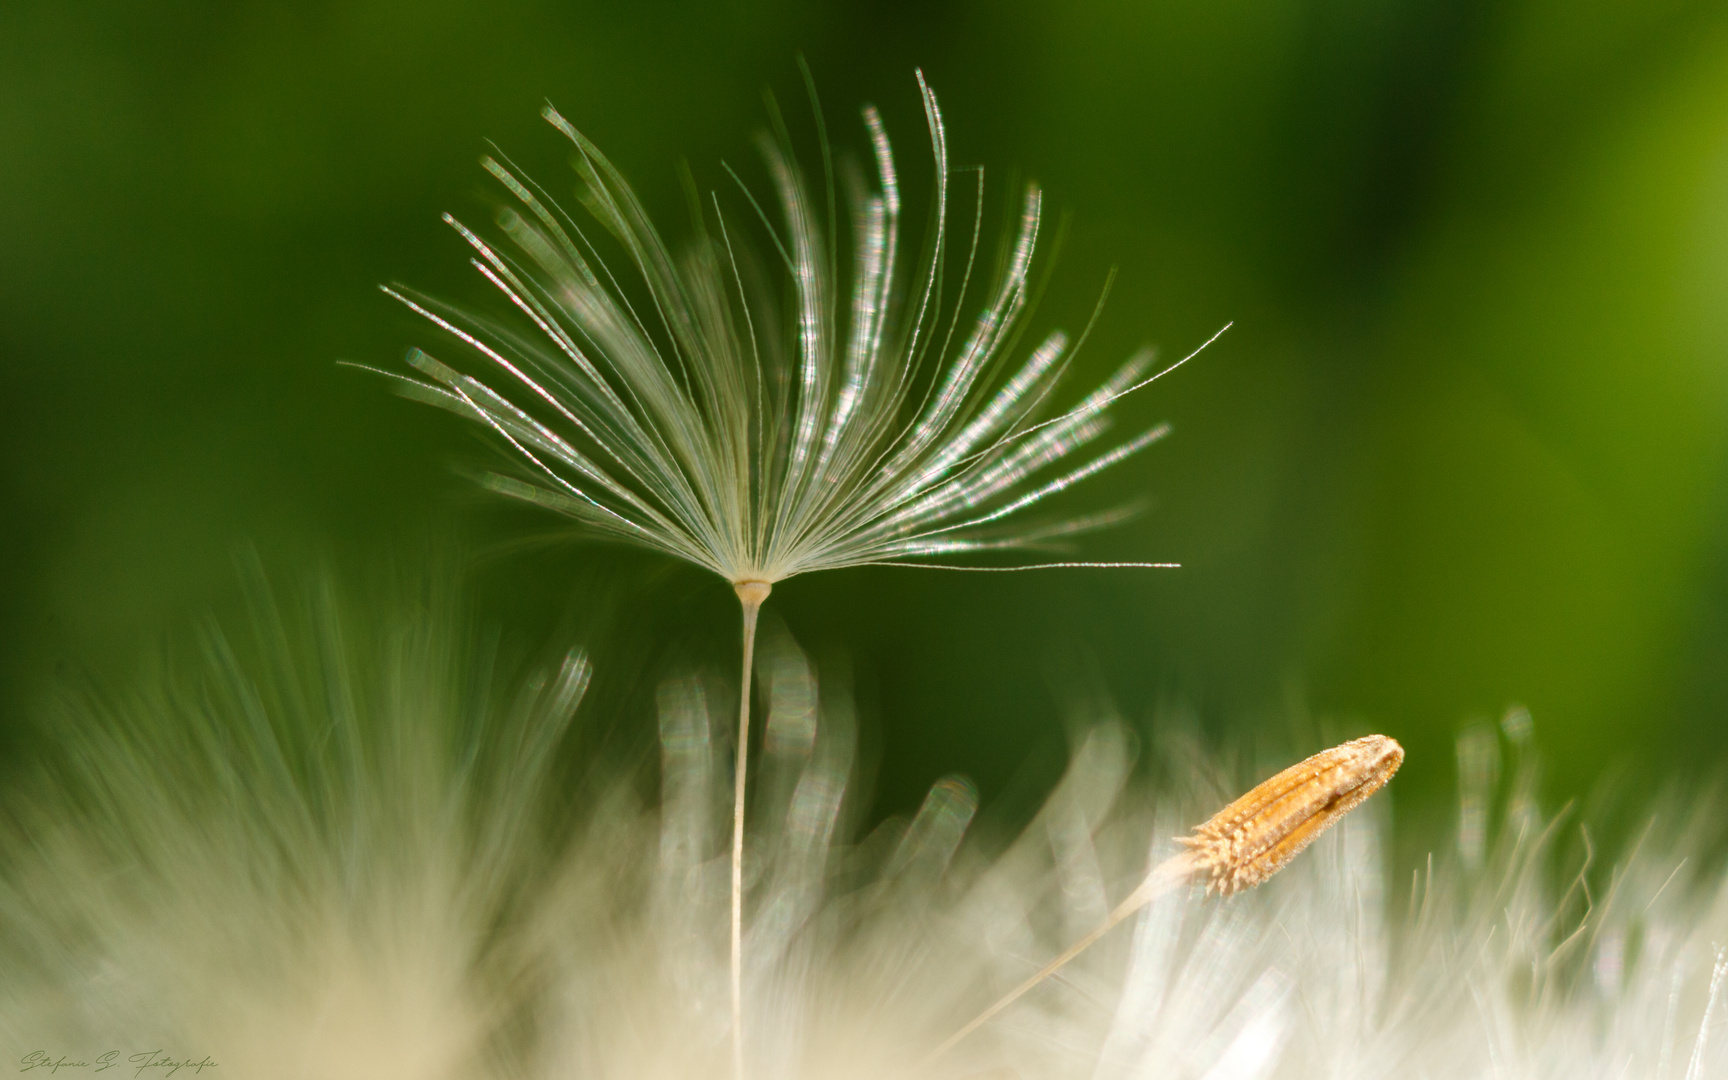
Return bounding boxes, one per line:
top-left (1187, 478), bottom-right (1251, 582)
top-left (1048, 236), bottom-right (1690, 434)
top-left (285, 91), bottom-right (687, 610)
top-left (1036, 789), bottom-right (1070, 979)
top-left (913, 851), bottom-right (1197, 1071)
top-left (730, 580), bottom-right (772, 1080)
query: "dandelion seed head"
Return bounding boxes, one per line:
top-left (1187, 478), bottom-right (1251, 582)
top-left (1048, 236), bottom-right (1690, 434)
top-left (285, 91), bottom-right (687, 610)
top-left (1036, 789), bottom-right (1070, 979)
top-left (387, 73), bottom-right (1212, 587)
top-left (5, 582), bottom-right (1728, 1079)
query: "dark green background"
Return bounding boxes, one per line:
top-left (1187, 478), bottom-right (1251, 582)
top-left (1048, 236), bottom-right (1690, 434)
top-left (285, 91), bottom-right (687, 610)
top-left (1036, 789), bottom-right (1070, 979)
top-left (4, 0), bottom-right (1728, 836)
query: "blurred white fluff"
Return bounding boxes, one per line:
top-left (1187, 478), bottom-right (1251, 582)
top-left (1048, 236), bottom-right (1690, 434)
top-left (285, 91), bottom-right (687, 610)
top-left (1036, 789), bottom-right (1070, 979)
top-left (3, 581), bottom-right (1727, 1079)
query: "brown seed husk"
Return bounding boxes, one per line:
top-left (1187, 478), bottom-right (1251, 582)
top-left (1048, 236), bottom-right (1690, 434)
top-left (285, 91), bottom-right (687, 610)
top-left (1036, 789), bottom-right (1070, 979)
top-left (1177, 734), bottom-right (1404, 896)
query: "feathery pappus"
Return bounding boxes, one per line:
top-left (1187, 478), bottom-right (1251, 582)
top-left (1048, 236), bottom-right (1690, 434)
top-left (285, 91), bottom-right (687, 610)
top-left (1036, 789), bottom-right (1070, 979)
top-left (3, 573), bottom-right (1726, 1080)
top-left (380, 71), bottom-right (1217, 588)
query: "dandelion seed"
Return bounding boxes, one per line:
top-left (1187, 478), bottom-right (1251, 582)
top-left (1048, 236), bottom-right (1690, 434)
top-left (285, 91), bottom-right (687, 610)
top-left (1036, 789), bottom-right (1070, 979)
top-left (918, 734), bottom-right (1403, 1068)
top-left (377, 68), bottom-right (1221, 1076)
top-left (1177, 733), bottom-right (1404, 897)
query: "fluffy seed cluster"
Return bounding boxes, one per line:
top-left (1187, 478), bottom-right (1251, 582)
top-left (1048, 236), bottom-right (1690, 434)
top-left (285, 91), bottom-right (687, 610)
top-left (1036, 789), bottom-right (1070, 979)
top-left (3, 580), bottom-right (1726, 1080)
top-left (383, 73), bottom-right (1210, 585)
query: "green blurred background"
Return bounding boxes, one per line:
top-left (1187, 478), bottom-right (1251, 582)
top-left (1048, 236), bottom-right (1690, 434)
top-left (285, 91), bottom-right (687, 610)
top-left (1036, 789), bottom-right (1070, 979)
top-left (3, 0), bottom-right (1728, 838)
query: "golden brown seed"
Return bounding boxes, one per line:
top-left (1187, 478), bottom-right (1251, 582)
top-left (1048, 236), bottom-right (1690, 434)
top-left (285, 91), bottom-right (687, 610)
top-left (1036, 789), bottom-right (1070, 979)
top-left (1177, 734), bottom-right (1404, 896)
top-left (917, 734), bottom-right (1404, 1069)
